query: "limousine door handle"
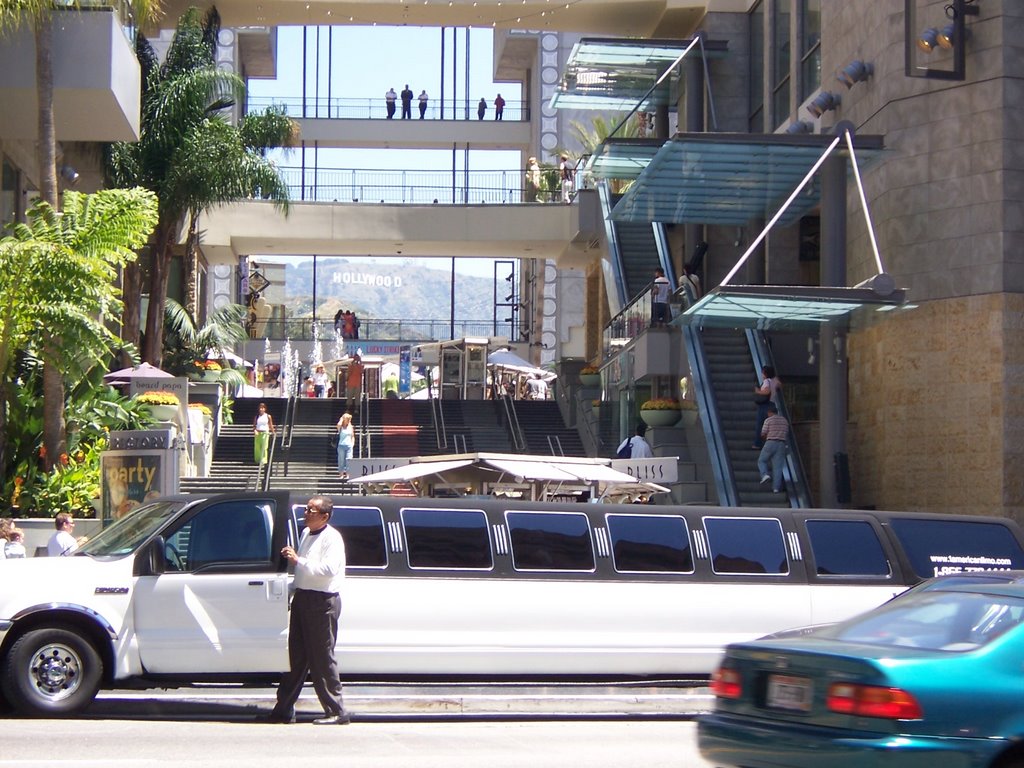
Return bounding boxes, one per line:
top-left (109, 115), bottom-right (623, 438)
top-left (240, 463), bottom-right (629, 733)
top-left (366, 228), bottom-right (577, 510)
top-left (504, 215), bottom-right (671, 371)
top-left (248, 580), bottom-right (265, 586)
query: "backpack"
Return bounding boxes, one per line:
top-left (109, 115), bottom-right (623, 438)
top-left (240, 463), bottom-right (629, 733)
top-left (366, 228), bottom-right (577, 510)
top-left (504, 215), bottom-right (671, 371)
top-left (616, 438), bottom-right (632, 460)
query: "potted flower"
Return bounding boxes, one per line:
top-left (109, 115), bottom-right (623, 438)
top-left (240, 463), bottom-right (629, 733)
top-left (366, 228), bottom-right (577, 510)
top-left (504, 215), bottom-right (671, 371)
top-left (591, 398), bottom-right (602, 418)
top-left (190, 359), bottom-right (223, 381)
top-left (639, 397), bottom-right (682, 427)
top-left (137, 391), bottom-right (180, 422)
top-left (579, 365), bottom-right (600, 388)
top-left (188, 402), bottom-right (213, 422)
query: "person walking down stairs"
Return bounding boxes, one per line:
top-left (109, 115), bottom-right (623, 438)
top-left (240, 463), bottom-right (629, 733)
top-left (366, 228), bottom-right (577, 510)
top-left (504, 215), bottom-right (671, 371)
top-left (253, 402), bottom-right (275, 465)
top-left (336, 412), bottom-right (354, 481)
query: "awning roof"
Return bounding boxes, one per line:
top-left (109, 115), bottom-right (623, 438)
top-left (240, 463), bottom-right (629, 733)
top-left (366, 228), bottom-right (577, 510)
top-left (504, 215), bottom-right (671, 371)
top-left (351, 459), bottom-right (474, 484)
top-left (550, 37), bottom-right (729, 112)
top-left (677, 283), bottom-right (912, 331)
top-left (597, 133), bottom-right (886, 226)
top-left (483, 458), bottom-right (579, 482)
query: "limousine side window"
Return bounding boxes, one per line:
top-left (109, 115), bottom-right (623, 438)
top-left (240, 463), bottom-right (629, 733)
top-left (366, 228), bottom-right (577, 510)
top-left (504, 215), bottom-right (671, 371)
top-left (401, 507), bottom-right (492, 570)
top-left (889, 518), bottom-right (1024, 579)
top-left (506, 511), bottom-right (595, 572)
top-left (805, 519), bottom-right (891, 576)
top-left (332, 506), bottom-right (387, 568)
top-left (164, 500), bottom-right (274, 573)
top-left (606, 514), bottom-right (693, 574)
top-left (703, 517), bottom-right (789, 575)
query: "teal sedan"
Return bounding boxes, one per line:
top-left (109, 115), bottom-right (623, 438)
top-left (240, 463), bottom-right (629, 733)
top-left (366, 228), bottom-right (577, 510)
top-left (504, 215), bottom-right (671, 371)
top-left (698, 583), bottom-right (1024, 768)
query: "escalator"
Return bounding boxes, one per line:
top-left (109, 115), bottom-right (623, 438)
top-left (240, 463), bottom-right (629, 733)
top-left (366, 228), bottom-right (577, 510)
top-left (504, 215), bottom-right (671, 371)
top-left (684, 325), bottom-right (812, 508)
top-left (599, 183), bottom-right (674, 307)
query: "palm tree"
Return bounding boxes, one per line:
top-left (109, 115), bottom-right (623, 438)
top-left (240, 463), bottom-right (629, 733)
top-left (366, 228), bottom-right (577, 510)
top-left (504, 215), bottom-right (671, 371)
top-left (162, 299), bottom-right (248, 390)
top-left (0, 187), bottom-right (159, 485)
top-left (0, 0), bottom-right (162, 470)
top-left (108, 6), bottom-right (295, 365)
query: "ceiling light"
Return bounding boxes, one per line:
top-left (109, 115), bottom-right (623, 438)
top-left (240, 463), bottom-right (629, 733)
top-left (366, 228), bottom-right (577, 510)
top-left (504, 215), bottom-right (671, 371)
top-left (917, 27), bottom-right (940, 52)
top-left (937, 23), bottom-right (957, 48)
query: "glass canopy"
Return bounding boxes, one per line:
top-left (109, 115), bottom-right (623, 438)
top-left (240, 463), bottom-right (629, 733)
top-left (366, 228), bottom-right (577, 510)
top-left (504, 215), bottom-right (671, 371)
top-left (550, 37), bottom-right (729, 112)
top-left (607, 133), bottom-right (886, 226)
top-left (676, 284), bottom-right (911, 331)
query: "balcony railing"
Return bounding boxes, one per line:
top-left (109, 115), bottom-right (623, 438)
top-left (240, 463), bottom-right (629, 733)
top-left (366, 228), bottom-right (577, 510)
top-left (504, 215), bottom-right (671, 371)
top-left (603, 283), bottom-right (689, 360)
top-left (247, 96), bottom-right (529, 122)
top-left (277, 165), bottom-right (562, 205)
top-left (249, 317), bottom-right (514, 342)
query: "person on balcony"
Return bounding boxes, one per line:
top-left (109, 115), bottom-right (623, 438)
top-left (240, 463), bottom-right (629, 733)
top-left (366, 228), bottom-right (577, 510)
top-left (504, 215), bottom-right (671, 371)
top-left (494, 93), bottom-right (505, 120)
top-left (418, 89), bottom-right (428, 119)
top-left (400, 84), bottom-right (413, 120)
top-left (385, 87), bottom-right (397, 119)
top-left (477, 97), bottom-right (487, 120)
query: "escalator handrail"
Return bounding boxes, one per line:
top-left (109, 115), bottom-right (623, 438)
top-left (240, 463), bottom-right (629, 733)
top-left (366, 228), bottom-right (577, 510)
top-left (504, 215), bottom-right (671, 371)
top-left (597, 181), bottom-right (628, 310)
top-left (652, 223), bottom-right (677, 288)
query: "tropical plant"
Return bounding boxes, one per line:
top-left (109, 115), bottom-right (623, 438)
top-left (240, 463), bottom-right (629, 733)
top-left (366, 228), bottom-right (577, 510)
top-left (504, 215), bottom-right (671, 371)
top-left (136, 391), bottom-right (180, 406)
top-left (0, 188), bottom-right (158, 482)
top-left (107, 6), bottom-right (295, 364)
top-left (0, 0), bottom-right (162, 475)
top-left (161, 299), bottom-right (248, 389)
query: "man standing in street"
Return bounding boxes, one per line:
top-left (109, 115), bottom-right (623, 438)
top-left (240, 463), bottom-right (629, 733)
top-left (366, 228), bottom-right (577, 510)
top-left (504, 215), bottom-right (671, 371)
top-left (757, 402), bottom-right (790, 494)
top-left (263, 495), bottom-right (349, 725)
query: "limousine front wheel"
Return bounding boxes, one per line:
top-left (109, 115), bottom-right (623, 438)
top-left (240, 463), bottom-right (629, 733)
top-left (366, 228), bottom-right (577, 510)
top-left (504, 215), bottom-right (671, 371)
top-left (2, 628), bottom-right (102, 716)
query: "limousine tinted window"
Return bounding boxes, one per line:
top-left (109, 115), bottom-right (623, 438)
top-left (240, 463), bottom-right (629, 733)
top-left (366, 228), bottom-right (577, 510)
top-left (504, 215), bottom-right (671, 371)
top-left (506, 511), bottom-right (595, 572)
top-left (401, 507), bottom-right (492, 570)
top-left (606, 513), bottom-right (693, 573)
top-left (332, 506), bottom-right (387, 568)
top-left (806, 519), bottom-right (890, 577)
top-left (889, 518), bottom-right (1024, 579)
top-left (704, 517), bottom-right (789, 575)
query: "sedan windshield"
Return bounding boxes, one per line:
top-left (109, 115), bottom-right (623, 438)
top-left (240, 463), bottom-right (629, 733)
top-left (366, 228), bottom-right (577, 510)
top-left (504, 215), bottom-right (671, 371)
top-left (74, 500), bottom-right (188, 558)
top-left (827, 590), bottom-right (1024, 651)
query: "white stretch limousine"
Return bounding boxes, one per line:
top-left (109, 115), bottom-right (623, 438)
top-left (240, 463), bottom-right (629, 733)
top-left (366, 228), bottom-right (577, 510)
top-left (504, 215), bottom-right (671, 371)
top-left (2, 491), bottom-right (1023, 716)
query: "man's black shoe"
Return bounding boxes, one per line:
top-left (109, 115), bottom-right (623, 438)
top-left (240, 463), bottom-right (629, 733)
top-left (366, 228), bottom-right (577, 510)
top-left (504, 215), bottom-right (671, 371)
top-left (313, 713), bottom-right (351, 725)
top-left (256, 711), bottom-right (295, 724)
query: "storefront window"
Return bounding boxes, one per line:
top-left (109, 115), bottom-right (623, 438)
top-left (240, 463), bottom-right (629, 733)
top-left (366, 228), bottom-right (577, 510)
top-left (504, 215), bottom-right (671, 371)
top-left (800, 0), bottom-right (821, 102)
top-left (749, 0), bottom-right (765, 131)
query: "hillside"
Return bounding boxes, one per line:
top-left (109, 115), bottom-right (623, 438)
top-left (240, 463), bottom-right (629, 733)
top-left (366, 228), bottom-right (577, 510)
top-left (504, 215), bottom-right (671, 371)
top-left (284, 257), bottom-right (499, 323)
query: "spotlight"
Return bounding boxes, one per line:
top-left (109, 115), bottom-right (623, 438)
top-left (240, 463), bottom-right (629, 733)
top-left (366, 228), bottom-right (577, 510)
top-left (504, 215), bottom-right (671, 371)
top-left (806, 91), bottom-right (841, 118)
top-left (836, 60), bottom-right (873, 88)
top-left (937, 23), bottom-right (957, 49)
top-left (59, 165), bottom-right (80, 185)
top-left (917, 27), bottom-right (940, 52)
top-left (785, 120), bottom-right (814, 135)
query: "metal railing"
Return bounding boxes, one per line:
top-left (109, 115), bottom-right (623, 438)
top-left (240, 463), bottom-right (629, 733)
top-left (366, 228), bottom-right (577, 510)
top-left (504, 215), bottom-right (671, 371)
top-left (278, 166), bottom-right (563, 205)
top-left (499, 394), bottom-right (527, 453)
top-left (249, 318), bottom-right (503, 343)
top-left (248, 96), bottom-right (530, 123)
top-left (602, 284), bottom-right (687, 360)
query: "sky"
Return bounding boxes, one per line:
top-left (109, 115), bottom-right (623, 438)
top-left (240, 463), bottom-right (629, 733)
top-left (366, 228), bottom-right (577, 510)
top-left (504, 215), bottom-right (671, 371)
top-left (246, 25), bottom-right (521, 279)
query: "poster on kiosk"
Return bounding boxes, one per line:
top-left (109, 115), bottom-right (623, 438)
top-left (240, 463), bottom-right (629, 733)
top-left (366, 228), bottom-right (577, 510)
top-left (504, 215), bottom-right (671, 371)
top-left (100, 430), bottom-right (181, 521)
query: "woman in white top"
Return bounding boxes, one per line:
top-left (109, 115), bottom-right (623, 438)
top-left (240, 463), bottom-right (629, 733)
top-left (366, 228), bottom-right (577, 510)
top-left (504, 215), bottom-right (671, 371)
top-left (312, 365), bottom-right (329, 398)
top-left (336, 412), bottom-right (355, 480)
top-left (253, 402), bottom-right (275, 465)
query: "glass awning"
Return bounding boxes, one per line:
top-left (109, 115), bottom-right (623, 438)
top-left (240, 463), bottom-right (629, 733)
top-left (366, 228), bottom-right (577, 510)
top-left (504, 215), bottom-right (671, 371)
top-left (609, 133), bottom-right (886, 226)
top-left (676, 284), bottom-right (911, 332)
top-left (550, 37), bottom-right (729, 112)
top-left (588, 139), bottom-right (664, 180)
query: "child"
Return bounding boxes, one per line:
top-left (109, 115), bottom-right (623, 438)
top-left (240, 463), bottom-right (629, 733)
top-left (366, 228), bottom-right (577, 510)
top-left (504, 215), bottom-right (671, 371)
top-left (5, 527), bottom-right (26, 558)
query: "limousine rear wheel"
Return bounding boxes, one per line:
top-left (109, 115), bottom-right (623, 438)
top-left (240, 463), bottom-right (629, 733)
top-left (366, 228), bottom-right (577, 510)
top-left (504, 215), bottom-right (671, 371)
top-left (2, 628), bottom-right (102, 716)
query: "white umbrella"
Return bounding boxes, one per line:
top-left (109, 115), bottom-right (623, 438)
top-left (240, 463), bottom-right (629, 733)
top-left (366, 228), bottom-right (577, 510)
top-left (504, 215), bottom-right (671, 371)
top-left (487, 349), bottom-right (555, 381)
top-left (103, 362), bottom-right (173, 381)
top-left (207, 347), bottom-right (252, 367)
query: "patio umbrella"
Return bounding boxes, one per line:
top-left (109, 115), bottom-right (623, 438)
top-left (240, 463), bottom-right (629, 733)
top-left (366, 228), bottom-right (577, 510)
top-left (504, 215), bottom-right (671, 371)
top-left (103, 362), bottom-right (173, 381)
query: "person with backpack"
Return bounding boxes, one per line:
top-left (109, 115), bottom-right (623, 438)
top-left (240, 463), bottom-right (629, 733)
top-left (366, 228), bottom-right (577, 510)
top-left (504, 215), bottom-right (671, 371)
top-left (617, 424), bottom-right (653, 459)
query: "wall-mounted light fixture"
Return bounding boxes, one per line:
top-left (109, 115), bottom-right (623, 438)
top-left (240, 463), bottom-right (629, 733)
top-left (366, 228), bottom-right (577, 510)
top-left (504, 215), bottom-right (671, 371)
top-left (906, 0), bottom-right (978, 81)
top-left (785, 120), bottom-right (815, 135)
top-left (59, 165), bottom-right (80, 185)
top-left (806, 91), bottom-right (841, 118)
top-left (836, 60), bottom-right (873, 88)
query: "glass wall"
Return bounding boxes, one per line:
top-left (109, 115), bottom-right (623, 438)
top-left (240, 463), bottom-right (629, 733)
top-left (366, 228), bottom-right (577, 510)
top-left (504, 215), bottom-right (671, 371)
top-left (772, 0), bottom-right (792, 126)
top-left (799, 0), bottom-right (821, 102)
top-left (748, 0), bottom-right (765, 131)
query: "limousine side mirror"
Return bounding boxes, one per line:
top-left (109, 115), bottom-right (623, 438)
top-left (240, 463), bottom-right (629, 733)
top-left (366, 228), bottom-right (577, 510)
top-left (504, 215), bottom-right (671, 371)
top-left (136, 537), bottom-right (166, 576)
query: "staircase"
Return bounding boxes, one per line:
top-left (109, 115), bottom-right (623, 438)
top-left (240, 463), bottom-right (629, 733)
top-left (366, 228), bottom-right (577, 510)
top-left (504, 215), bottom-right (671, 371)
top-left (699, 328), bottom-right (791, 507)
top-left (514, 401), bottom-right (586, 456)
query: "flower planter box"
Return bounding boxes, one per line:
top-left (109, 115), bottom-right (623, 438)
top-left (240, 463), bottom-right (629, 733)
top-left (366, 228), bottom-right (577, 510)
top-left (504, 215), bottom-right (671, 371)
top-left (144, 403), bottom-right (178, 422)
top-left (579, 373), bottom-right (601, 387)
top-left (640, 409), bottom-right (680, 427)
